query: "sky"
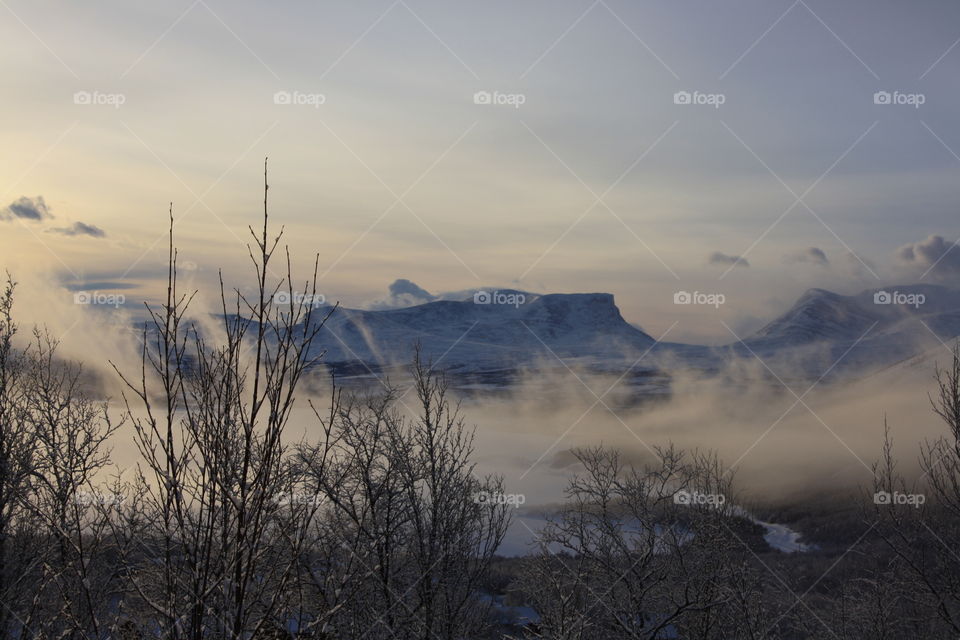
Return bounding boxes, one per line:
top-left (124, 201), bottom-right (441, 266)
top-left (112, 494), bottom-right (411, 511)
top-left (2, 0), bottom-right (960, 344)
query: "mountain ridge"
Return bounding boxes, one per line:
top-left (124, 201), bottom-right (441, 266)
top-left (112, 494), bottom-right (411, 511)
top-left (128, 283), bottom-right (960, 389)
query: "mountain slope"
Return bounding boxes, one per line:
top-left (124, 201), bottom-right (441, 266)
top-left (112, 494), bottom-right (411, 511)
top-left (313, 292), bottom-right (657, 373)
top-left (738, 284), bottom-right (960, 379)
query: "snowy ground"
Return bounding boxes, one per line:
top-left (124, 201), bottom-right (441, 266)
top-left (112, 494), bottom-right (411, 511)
top-left (498, 511), bottom-right (812, 557)
top-left (753, 519), bottom-right (813, 553)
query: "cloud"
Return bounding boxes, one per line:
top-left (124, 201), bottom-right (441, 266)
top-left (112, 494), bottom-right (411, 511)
top-left (785, 247), bottom-right (829, 266)
top-left (369, 278), bottom-right (437, 309)
top-left (895, 234), bottom-right (960, 279)
top-left (3, 196), bottom-right (52, 221)
top-left (49, 221), bottom-right (106, 238)
top-left (707, 251), bottom-right (750, 268)
top-left (62, 281), bottom-right (139, 291)
top-left (3, 196), bottom-right (105, 239)
top-left (388, 278), bottom-right (434, 301)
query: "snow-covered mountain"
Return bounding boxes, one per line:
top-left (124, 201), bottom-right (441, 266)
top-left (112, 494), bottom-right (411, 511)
top-left (308, 283), bottom-right (960, 381)
top-left (313, 291), bottom-right (658, 376)
top-left (134, 284), bottom-right (960, 390)
top-left (303, 284), bottom-right (960, 386)
top-left (747, 285), bottom-right (960, 348)
top-left (736, 284), bottom-right (960, 379)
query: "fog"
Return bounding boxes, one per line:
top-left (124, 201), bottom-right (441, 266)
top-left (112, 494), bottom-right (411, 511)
top-left (8, 269), bottom-right (951, 517)
top-left (460, 352), bottom-right (946, 508)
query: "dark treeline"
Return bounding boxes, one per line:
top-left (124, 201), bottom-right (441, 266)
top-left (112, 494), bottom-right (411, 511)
top-left (1, 171), bottom-right (959, 638)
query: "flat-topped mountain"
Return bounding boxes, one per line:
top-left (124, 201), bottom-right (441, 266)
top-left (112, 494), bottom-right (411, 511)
top-left (314, 291), bottom-right (656, 373)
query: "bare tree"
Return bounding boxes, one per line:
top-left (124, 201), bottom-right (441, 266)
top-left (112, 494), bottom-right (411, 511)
top-left (871, 344), bottom-right (960, 636)
top-left (0, 275), bottom-right (36, 636)
top-left (0, 278), bottom-right (125, 639)
top-left (111, 161), bottom-right (335, 638)
top-left (294, 351), bottom-right (511, 639)
top-left (393, 352), bottom-right (511, 639)
top-left (19, 327), bottom-right (121, 637)
top-left (515, 446), bottom-right (762, 640)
